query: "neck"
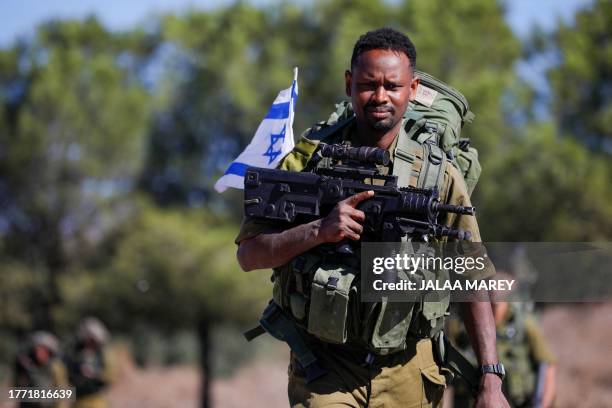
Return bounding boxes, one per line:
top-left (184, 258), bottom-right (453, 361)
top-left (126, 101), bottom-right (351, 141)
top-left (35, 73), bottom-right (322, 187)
top-left (355, 121), bottom-right (402, 150)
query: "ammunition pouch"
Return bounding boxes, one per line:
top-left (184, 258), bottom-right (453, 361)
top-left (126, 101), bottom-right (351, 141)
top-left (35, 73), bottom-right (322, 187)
top-left (307, 263), bottom-right (358, 343)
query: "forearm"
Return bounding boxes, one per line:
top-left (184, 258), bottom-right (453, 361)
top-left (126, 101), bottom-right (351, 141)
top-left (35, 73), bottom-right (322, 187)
top-left (459, 299), bottom-right (498, 365)
top-left (460, 298), bottom-right (504, 394)
top-left (237, 219), bottom-right (323, 271)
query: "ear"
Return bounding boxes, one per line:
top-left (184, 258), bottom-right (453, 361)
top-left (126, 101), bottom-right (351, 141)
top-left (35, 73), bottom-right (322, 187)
top-left (345, 70), bottom-right (352, 97)
top-left (409, 73), bottom-right (420, 101)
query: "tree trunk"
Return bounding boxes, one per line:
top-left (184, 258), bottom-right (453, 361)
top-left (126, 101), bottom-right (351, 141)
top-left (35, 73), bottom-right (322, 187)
top-left (198, 320), bottom-right (212, 408)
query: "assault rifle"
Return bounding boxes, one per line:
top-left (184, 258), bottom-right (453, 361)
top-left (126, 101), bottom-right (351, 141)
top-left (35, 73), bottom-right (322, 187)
top-left (243, 144), bottom-right (474, 252)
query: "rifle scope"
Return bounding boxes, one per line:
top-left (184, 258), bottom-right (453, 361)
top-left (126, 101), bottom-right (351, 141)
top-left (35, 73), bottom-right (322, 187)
top-left (320, 144), bottom-right (390, 166)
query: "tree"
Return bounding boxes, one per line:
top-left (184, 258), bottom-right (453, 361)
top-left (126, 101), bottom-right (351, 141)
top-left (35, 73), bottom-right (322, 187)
top-left (0, 18), bottom-right (151, 331)
top-left (398, 0), bottom-right (521, 158)
top-left (60, 199), bottom-right (270, 408)
top-left (546, 0), bottom-right (612, 152)
top-left (478, 122), bottom-right (612, 241)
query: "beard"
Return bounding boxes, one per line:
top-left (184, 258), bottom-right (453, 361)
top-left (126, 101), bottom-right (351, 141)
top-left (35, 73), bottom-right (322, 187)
top-left (365, 105), bottom-right (396, 131)
top-left (370, 117), bottom-right (395, 131)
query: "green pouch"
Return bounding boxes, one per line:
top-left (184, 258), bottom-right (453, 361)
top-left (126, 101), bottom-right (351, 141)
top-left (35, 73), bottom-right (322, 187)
top-left (369, 298), bottom-right (415, 354)
top-left (289, 293), bottom-right (307, 321)
top-left (307, 263), bottom-right (356, 344)
top-left (367, 243), bottom-right (424, 354)
top-left (418, 269), bottom-right (451, 338)
top-left (456, 145), bottom-right (481, 196)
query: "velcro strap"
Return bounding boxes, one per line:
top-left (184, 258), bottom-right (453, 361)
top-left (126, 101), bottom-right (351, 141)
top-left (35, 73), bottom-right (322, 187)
top-left (394, 147), bottom-right (415, 164)
top-left (243, 325), bottom-right (266, 342)
top-left (443, 335), bottom-right (480, 395)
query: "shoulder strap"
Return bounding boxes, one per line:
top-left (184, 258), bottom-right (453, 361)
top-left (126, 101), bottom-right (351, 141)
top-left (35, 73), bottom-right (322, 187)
top-left (305, 115), bottom-right (355, 142)
top-left (436, 331), bottom-right (480, 395)
top-left (393, 120), bottom-right (446, 191)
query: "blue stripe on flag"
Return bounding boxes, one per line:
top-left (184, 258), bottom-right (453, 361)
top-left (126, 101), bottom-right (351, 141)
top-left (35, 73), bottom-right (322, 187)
top-left (224, 162), bottom-right (249, 177)
top-left (291, 80), bottom-right (298, 102)
top-left (265, 102), bottom-right (290, 119)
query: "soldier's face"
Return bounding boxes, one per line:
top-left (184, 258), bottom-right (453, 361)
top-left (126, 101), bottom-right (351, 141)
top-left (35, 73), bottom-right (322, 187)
top-left (345, 49), bottom-right (418, 133)
top-left (33, 345), bottom-right (51, 365)
top-left (492, 301), bottom-right (510, 325)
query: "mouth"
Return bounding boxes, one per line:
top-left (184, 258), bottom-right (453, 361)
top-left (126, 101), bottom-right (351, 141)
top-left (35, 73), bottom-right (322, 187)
top-left (366, 108), bottom-right (393, 119)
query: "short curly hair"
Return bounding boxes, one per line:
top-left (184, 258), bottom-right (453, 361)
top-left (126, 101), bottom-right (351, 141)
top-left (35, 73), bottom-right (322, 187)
top-left (350, 27), bottom-right (417, 72)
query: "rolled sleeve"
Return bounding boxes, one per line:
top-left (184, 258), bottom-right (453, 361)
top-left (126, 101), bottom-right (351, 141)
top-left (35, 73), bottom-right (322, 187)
top-left (441, 164), bottom-right (495, 280)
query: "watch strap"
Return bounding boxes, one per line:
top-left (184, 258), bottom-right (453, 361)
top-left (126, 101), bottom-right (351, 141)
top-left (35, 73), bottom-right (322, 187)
top-left (480, 363), bottom-right (505, 379)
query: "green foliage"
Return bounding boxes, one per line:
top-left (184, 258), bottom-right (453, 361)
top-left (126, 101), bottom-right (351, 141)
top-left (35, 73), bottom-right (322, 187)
top-left (546, 0), bottom-right (612, 150)
top-left (0, 18), bottom-right (153, 333)
top-left (0, 259), bottom-right (49, 331)
top-left (59, 198), bottom-right (270, 331)
top-left (479, 123), bottom-right (612, 241)
top-left (0, 18), bottom-right (150, 261)
top-left (399, 0), bottom-right (521, 157)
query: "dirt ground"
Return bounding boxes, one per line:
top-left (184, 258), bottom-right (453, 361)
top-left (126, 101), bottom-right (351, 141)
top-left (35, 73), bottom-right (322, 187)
top-left (106, 351), bottom-right (289, 408)
top-left (3, 303), bottom-right (611, 407)
top-left (538, 303), bottom-right (612, 408)
top-left (106, 303), bottom-right (612, 408)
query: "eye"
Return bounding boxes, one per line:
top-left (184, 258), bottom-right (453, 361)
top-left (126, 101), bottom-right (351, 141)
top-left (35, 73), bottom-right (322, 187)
top-left (357, 80), bottom-right (377, 88)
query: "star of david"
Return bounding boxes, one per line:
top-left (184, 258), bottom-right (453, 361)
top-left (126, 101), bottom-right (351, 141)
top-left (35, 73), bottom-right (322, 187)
top-left (263, 124), bottom-right (286, 165)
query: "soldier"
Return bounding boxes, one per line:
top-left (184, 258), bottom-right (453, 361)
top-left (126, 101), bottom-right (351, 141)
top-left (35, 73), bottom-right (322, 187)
top-left (65, 317), bottom-right (113, 408)
top-left (494, 302), bottom-right (556, 408)
top-left (13, 331), bottom-right (69, 408)
top-left (448, 272), bottom-right (557, 408)
top-left (237, 28), bottom-right (508, 407)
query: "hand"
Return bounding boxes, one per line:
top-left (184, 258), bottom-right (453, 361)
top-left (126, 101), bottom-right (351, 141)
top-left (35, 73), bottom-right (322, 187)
top-left (475, 374), bottom-right (510, 408)
top-left (316, 190), bottom-right (373, 243)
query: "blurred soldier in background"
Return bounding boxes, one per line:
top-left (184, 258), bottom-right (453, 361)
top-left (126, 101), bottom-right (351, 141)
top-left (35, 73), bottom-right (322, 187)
top-left (493, 300), bottom-right (556, 408)
top-left (65, 317), bottom-right (113, 408)
top-left (447, 271), bottom-right (557, 408)
top-left (13, 331), bottom-right (69, 408)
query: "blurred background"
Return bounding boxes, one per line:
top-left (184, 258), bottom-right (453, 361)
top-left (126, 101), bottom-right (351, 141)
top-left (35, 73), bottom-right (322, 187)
top-left (0, 0), bottom-right (610, 407)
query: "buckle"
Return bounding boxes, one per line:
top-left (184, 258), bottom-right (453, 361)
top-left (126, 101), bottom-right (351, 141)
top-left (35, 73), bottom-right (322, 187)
top-left (362, 353), bottom-right (375, 367)
top-left (326, 276), bottom-right (339, 295)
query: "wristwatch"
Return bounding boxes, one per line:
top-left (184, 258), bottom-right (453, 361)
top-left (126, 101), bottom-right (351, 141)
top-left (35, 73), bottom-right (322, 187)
top-left (480, 363), bottom-right (505, 380)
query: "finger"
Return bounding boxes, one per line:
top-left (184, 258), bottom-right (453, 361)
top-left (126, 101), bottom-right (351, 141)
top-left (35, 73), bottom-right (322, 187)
top-left (346, 219), bottom-right (364, 235)
top-left (349, 208), bottom-right (366, 223)
top-left (343, 227), bottom-right (361, 241)
top-left (343, 190), bottom-right (374, 208)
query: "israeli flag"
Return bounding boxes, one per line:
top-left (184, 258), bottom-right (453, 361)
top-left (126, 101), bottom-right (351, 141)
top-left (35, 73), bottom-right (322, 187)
top-left (215, 68), bottom-right (298, 193)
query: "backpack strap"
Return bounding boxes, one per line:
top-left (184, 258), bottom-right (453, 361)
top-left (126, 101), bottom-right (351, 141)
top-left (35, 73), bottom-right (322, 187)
top-left (393, 119), bottom-right (447, 191)
top-left (305, 115), bottom-right (356, 142)
top-left (417, 129), bottom-right (446, 191)
top-left (434, 331), bottom-right (480, 395)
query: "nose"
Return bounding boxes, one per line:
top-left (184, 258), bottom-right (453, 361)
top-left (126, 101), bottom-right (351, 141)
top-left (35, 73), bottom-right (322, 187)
top-left (372, 85), bottom-right (388, 105)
